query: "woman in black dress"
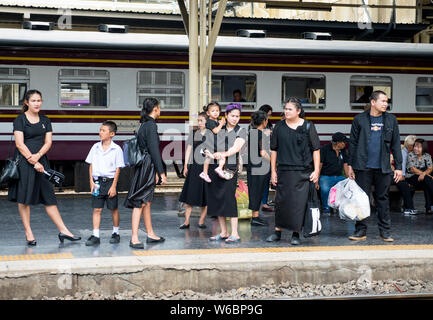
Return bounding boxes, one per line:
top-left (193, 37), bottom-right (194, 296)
top-left (178, 112), bottom-right (208, 229)
top-left (207, 103), bottom-right (246, 243)
top-left (266, 98), bottom-right (320, 245)
top-left (125, 97), bottom-right (167, 249)
top-left (247, 110), bottom-right (271, 226)
top-left (8, 90), bottom-right (81, 245)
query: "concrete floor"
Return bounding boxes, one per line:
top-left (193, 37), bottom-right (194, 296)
top-left (0, 191), bottom-right (432, 258)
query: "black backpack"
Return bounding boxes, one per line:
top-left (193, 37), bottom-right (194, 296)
top-left (123, 124), bottom-right (147, 167)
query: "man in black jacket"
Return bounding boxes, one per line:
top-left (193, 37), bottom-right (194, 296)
top-left (347, 90), bottom-right (402, 242)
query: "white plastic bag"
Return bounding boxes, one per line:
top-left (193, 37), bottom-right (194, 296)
top-left (327, 178), bottom-right (370, 221)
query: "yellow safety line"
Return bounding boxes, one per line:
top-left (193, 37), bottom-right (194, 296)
top-left (2, 56), bottom-right (433, 72)
top-left (0, 252), bottom-right (73, 261)
top-left (132, 244), bottom-right (433, 256)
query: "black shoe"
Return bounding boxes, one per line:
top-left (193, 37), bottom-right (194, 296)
top-left (348, 230), bottom-right (367, 241)
top-left (58, 233), bottom-right (81, 243)
top-left (291, 232), bottom-right (301, 245)
top-left (85, 235), bottom-right (100, 246)
top-left (109, 233), bottom-right (120, 244)
top-left (266, 232), bottom-right (281, 242)
top-left (146, 236), bottom-right (165, 243)
top-left (198, 224), bottom-right (207, 229)
top-left (129, 240), bottom-right (144, 249)
top-left (179, 223), bottom-right (190, 229)
top-left (26, 239), bottom-right (37, 246)
top-left (251, 217), bottom-right (268, 226)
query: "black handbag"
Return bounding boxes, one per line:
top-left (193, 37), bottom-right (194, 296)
top-left (0, 157), bottom-right (20, 185)
top-left (123, 124), bottom-right (147, 167)
top-left (0, 136), bottom-right (20, 186)
top-left (302, 181), bottom-right (322, 238)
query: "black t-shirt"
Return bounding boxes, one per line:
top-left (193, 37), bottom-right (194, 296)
top-left (13, 113), bottom-right (53, 154)
top-left (205, 119), bottom-right (219, 132)
top-left (320, 143), bottom-right (348, 176)
top-left (137, 117), bottom-right (164, 175)
top-left (270, 119), bottom-right (320, 171)
top-left (247, 128), bottom-right (270, 173)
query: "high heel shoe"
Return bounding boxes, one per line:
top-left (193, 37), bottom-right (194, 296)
top-left (58, 233), bottom-right (81, 243)
top-left (26, 238), bottom-right (37, 246)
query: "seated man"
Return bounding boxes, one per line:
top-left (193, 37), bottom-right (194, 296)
top-left (318, 132), bottom-right (349, 215)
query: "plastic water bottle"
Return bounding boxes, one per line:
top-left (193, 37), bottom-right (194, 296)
top-left (92, 181), bottom-right (100, 196)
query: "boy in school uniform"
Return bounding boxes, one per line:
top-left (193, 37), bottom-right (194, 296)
top-left (85, 120), bottom-right (125, 246)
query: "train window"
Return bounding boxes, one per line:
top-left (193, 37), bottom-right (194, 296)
top-left (0, 68), bottom-right (29, 108)
top-left (211, 74), bottom-right (256, 109)
top-left (416, 77), bottom-right (433, 111)
top-left (137, 71), bottom-right (185, 109)
top-left (59, 69), bottom-right (109, 108)
top-left (282, 75), bottom-right (325, 109)
top-left (350, 75), bottom-right (392, 110)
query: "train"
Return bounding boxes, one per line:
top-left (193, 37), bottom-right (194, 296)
top-left (0, 27), bottom-right (432, 187)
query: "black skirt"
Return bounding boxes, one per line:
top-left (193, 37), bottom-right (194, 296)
top-left (207, 164), bottom-right (238, 217)
top-left (8, 153), bottom-right (57, 206)
top-left (275, 169), bottom-right (311, 231)
top-left (179, 163), bottom-right (207, 207)
top-left (124, 152), bottom-right (156, 208)
top-left (247, 171), bottom-right (270, 211)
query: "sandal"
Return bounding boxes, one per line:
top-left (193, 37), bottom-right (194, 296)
top-left (214, 167), bottom-right (226, 179)
top-left (199, 172), bottom-right (212, 183)
top-left (225, 236), bottom-right (241, 243)
top-left (209, 234), bottom-right (228, 241)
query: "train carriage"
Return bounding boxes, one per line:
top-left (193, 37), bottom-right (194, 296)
top-left (0, 28), bottom-right (432, 187)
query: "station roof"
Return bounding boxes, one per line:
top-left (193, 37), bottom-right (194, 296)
top-left (0, 1), bottom-right (429, 42)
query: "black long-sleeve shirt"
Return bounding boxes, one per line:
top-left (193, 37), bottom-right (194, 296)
top-left (137, 117), bottom-right (165, 175)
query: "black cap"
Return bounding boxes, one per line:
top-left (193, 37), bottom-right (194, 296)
top-left (332, 132), bottom-right (349, 143)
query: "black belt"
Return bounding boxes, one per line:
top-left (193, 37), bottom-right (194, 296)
top-left (96, 177), bottom-right (113, 182)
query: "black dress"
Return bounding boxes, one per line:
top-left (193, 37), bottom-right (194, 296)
top-left (207, 124), bottom-right (246, 218)
top-left (8, 113), bottom-right (57, 205)
top-left (124, 117), bottom-right (165, 208)
top-left (270, 120), bottom-right (320, 231)
top-left (247, 128), bottom-right (271, 211)
top-left (179, 129), bottom-right (208, 207)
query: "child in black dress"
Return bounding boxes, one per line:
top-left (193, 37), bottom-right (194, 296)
top-left (199, 102), bottom-right (228, 182)
top-left (179, 112), bottom-right (208, 229)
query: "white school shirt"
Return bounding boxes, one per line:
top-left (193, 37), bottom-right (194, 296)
top-left (85, 141), bottom-right (125, 179)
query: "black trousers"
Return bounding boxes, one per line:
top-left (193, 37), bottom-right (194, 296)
top-left (355, 169), bottom-right (392, 234)
top-left (395, 180), bottom-right (415, 210)
top-left (407, 175), bottom-right (433, 210)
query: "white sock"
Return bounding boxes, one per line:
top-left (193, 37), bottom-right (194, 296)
top-left (113, 226), bottom-right (119, 234)
top-left (93, 229), bottom-right (100, 238)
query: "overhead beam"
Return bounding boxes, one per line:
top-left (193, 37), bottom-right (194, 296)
top-left (177, 0), bottom-right (189, 36)
top-left (240, 0), bottom-right (421, 10)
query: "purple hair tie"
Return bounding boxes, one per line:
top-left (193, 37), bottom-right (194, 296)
top-left (226, 103), bottom-right (242, 113)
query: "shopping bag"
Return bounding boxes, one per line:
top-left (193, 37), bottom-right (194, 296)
top-left (329, 178), bottom-right (370, 221)
top-left (303, 182), bottom-right (322, 238)
top-left (235, 180), bottom-right (252, 219)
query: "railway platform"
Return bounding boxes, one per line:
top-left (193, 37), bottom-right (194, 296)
top-left (1, 179), bottom-right (433, 299)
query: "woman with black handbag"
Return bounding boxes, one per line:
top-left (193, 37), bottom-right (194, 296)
top-left (8, 90), bottom-right (81, 246)
top-left (124, 97), bottom-right (167, 248)
top-left (266, 98), bottom-right (321, 245)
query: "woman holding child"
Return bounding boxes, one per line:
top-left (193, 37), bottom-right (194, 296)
top-left (206, 103), bottom-right (246, 243)
top-left (125, 97), bottom-right (167, 248)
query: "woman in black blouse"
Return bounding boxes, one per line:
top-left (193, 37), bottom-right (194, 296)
top-left (207, 103), bottom-right (246, 243)
top-left (125, 97), bottom-right (167, 248)
top-left (266, 98), bottom-right (320, 245)
top-left (8, 89), bottom-right (80, 245)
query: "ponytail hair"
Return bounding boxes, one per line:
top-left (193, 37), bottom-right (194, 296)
top-left (141, 97), bottom-right (160, 122)
top-left (250, 110), bottom-right (268, 129)
top-left (285, 97), bottom-right (305, 119)
top-left (22, 89), bottom-right (42, 113)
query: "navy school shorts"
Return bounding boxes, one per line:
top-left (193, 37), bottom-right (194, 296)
top-left (92, 178), bottom-right (118, 210)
